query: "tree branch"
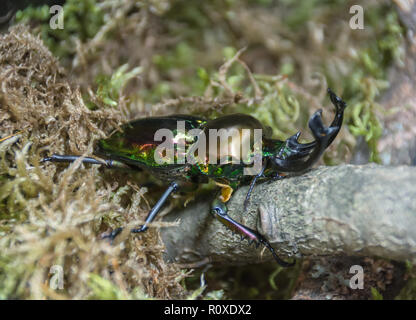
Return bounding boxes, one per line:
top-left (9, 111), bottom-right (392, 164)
top-left (161, 164), bottom-right (416, 266)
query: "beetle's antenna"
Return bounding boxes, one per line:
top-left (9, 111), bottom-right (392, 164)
top-left (131, 181), bottom-right (179, 233)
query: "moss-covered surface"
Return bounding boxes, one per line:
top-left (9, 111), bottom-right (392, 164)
top-left (0, 0), bottom-right (410, 299)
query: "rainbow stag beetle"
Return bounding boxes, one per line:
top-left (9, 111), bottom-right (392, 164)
top-left (42, 88), bottom-right (347, 267)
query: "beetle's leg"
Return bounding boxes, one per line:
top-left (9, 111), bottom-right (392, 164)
top-left (211, 198), bottom-right (295, 267)
top-left (243, 161), bottom-right (267, 210)
top-left (104, 181), bottom-right (179, 240)
top-left (41, 154), bottom-right (132, 169)
top-left (131, 181), bottom-right (179, 233)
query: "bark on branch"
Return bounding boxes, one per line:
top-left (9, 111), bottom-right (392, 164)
top-left (161, 164), bottom-right (416, 266)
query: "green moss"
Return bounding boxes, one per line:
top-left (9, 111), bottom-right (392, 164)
top-left (15, 0), bottom-right (104, 58)
top-left (371, 287), bottom-right (383, 300)
top-left (95, 64), bottom-right (142, 107)
top-left (329, 6), bottom-right (404, 163)
top-left (395, 262), bottom-right (416, 299)
top-left (87, 274), bottom-right (148, 300)
top-left (0, 255), bottom-right (30, 299)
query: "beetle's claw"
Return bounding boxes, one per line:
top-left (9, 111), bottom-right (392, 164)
top-left (101, 227), bottom-right (123, 243)
top-left (40, 157), bottom-right (51, 163)
top-left (131, 225), bottom-right (148, 233)
top-left (101, 224), bottom-right (148, 243)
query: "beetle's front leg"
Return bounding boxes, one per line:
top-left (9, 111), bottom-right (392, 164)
top-left (210, 197), bottom-right (295, 267)
top-left (41, 154), bottom-right (135, 170)
top-left (243, 160), bottom-right (268, 210)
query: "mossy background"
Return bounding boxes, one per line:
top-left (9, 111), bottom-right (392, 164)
top-left (0, 0), bottom-right (411, 299)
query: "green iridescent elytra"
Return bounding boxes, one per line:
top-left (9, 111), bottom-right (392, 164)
top-left (96, 113), bottom-right (288, 186)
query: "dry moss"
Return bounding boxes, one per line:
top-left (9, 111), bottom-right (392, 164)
top-left (0, 25), bottom-right (185, 299)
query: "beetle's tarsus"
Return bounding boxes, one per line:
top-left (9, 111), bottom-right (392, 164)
top-left (131, 225), bottom-right (148, 233)
top-left (40, 154), bottom-right (141, 170)
top-left (101, 227), bottom-right (123, 242)
top-left (272, 172), bottom-right (286, 181)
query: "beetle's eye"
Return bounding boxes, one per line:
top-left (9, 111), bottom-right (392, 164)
top-left (212, 205), bottom-right (227, 216)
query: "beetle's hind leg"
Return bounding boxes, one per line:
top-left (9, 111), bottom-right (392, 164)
top-left (211, 198), bottom-right (295, 267)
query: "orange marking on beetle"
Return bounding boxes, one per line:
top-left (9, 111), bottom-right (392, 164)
top-left (215, 182), bottom-right (233, 202)
top-left (0, 131), bottom-right (23, 142)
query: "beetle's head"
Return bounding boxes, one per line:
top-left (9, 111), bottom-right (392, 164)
top-left (269, 131), bottom-right (315, 173)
